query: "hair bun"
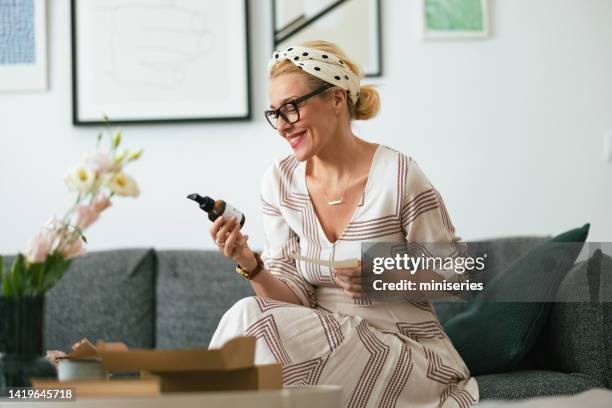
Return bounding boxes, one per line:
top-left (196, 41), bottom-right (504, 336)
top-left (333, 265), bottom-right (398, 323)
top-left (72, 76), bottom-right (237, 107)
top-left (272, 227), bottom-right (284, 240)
top-left (353, 85), bottom-right (380, 120)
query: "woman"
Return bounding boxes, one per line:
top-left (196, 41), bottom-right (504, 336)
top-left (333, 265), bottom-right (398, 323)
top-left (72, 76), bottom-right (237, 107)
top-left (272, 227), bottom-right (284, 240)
top-left (208, 40), bottom-right (478, 408)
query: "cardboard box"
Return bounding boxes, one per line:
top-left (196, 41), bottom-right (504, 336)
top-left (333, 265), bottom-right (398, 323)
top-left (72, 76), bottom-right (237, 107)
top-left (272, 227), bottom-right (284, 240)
top-left (55, 338), bottom-right (129, 362)
top-left (31, 377), bottom-right (160, 397)
top-left (152, 363), bottom-right (283, 392)
top-left (37, 336), bottom-right (283, 394)
top-left (98, 336), bottom-right (255, 372)
top-left (98, 336), bottom-right (282, 392)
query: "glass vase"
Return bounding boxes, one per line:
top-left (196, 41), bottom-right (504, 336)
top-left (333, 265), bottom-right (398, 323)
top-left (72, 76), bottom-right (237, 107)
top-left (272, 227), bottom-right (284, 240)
top-left (0, 296), bottom-right (56, 394)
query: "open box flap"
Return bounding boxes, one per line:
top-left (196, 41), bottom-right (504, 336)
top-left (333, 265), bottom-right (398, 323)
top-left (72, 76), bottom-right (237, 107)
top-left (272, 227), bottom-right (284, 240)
top-left (98, 336), bottom-right (255, 373)
top-left (58, 338), bottom-right (128, 361)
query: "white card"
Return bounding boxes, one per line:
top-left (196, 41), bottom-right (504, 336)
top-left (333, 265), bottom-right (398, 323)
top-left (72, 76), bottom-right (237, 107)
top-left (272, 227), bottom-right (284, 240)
top-left (291, 253), bottom-right (360, 268)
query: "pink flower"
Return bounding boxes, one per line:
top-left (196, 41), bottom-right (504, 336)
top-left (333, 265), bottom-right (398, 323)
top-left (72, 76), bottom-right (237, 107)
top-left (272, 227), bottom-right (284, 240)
top-left (92, 194), bottom-right (112, 213)
top-left (74, 204), bottom-right (100, 230)
top-left (25, 230), bottom-right (55, 263)
top-left (62, 238), bottom-right (86, 260)
top-left (86, 151), bottom-right (114, 174)
top-left (44, 215), bottom-right (63, 230)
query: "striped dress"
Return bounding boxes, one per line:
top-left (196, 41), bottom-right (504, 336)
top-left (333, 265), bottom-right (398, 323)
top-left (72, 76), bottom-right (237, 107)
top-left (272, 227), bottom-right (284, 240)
top-left (209, 144), bottom-right (479, 407)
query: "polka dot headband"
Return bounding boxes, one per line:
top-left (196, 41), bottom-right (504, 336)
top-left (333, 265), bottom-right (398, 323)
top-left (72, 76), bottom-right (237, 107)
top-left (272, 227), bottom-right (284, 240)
top-left (268, 46), bottom-right (361, 104)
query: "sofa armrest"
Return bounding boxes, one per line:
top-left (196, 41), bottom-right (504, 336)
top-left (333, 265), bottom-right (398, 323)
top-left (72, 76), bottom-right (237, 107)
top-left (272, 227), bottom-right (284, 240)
top-left (476, 370), bottom-right (603, 400)
top-left (537, 249), bottom-right (612, 388)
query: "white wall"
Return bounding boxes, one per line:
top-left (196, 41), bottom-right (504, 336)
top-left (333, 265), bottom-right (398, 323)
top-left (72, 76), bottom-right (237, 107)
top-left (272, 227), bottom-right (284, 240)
top-left (1, 0), bottom-right (611, 255)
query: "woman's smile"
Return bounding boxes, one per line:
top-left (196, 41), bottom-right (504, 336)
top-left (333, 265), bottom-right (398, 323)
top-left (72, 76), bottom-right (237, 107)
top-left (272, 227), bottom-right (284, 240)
top-left (287, 130), bottom-right (307, 149)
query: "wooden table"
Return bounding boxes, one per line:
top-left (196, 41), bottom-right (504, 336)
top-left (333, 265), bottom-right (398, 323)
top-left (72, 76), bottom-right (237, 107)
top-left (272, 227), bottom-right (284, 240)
top-left (476, 389), bottom-right (612, 408)
top-left (0, 385), bottom-right (343, 407)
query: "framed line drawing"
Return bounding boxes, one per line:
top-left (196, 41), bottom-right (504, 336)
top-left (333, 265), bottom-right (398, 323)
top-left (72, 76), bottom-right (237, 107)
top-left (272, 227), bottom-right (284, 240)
top-left (0, 0), bottom-right (47, 92)
top-left (272, 0), bottom-right (382, 77)
top-left (422, 0), bottom-right (490, 40)
top-left (71, 0), bottom-right (251, 125)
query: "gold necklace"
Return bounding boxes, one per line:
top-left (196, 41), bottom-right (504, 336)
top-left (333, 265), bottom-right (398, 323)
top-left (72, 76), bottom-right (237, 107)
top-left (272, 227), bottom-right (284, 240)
top-left (320, 178), bottom-right (351, 205)
top-left (308, 162), bottom-right (353, 206)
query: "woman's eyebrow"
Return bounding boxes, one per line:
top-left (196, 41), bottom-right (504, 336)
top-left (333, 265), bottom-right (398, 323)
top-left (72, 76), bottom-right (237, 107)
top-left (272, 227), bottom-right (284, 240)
top-left (270, 96), bottom-right (298, 109)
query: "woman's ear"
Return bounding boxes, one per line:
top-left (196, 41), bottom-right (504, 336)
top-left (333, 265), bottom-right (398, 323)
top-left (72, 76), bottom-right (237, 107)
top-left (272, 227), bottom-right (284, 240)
top-left (331, 88), bottom-right (347, 114)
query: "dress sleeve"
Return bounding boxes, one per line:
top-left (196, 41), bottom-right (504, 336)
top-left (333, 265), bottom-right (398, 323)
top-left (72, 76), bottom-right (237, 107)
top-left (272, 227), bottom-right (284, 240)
top-left (259, 164), bottom-right (317, 307)
top-left (400, 157), bottom-right (468, 281)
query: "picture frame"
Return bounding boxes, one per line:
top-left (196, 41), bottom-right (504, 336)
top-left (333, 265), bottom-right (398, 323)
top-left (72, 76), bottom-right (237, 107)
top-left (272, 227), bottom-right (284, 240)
top-left (71, 0), bottom-right (251, 125)
top-left (272, 0), bottom-right (382, 77)
top-left (0, 0), bottom-right (47, 92)
top-left (422, 0), bottom-right (490, 40)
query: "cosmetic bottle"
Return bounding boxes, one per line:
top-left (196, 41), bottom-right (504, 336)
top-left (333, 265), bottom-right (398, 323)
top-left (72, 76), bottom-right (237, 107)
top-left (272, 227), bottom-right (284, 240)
top-left (187, 193), bottom-right (245, 228)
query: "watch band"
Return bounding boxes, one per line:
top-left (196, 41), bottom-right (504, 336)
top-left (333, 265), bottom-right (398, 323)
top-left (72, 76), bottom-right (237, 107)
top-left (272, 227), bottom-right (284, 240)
top-left (236, 252), bottom-right (264, 280)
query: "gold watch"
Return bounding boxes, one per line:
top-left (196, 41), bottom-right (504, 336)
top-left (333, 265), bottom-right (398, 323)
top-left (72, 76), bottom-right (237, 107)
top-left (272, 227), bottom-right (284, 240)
top-left (236, 252), bottom-right (263, 280)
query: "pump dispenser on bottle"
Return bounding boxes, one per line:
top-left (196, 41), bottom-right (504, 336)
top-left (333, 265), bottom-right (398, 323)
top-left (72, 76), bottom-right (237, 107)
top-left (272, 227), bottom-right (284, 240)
top-left (187, 193), bottom-right (246, 228)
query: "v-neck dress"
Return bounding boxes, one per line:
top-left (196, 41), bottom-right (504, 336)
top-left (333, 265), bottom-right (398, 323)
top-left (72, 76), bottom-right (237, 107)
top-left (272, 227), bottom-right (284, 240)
top-left (209, 145), bottom-right (479, 407)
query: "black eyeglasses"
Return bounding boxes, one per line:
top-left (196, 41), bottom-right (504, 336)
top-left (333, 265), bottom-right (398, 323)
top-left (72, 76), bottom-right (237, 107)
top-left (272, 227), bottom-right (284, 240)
top-left (264, 85), bottom-right (332, 129)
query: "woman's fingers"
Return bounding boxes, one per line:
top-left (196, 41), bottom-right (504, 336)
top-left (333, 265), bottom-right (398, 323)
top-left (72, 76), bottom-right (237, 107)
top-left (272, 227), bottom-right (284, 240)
top-left (223, 223), bottom-right (241, 257)
top-left (340, 281), bottom-right (362, 293)
top-left (209, 215), bottom-right (226, 241)
top-left (210, 216), bottom-right (251, 262)
top-left (335, 275), bottom-right (362, 286)
top-left (237, 234), bottom-right (250, 248)
top-left (334, 265), bottom-right (361, 277)
top-left (46, 350), bottom-right (66, 367)
top-left (342, 284), bottom-right (365, 299)
top-left (334, 272), bottom-right (364, 298)
top-left (333, 266), bottom-right (362, 284)
top-left (215, 216), bottom-right (237, 244)
top-left (330, 265), bottom-right (366, 299)
top-left (346, 275), bottom-right (362, 284)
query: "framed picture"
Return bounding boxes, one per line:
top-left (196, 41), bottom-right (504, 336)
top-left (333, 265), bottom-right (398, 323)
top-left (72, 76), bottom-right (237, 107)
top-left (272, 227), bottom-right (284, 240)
top-left (422, 0), bottom-right (490, 40)
top-left (71, 0), bottom-right (251, 125)
top-left (0, 0), bottom-right (47, 92)
top-left (272, 0), bottom-right (382, 77)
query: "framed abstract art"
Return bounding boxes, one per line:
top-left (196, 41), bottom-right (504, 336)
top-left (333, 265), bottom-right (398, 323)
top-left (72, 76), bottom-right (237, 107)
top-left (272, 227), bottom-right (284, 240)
top-left (0, 0), bottom-right (47, 92)
top-left (71, 0), bottom-right (251, 125)
top-left (272, 0), bottom-right (382, 77)
top-left (422, 0), bottom-right (490, 40)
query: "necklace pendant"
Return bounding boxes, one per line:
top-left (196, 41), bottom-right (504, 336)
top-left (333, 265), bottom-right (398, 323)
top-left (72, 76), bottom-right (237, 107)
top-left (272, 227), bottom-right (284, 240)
top-left (328, 199), bottom-right (343, 206)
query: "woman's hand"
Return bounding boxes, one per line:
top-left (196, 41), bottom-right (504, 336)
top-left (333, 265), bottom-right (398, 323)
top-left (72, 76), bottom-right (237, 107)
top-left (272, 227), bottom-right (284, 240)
top-left (333, 262), bottom-right (366, 299)
top-left (209, 215), bottom-right (253, 266)
top-left (45, 350), bottom-right (66, 367)
top-left (45, 339), bottom-right (84, 367)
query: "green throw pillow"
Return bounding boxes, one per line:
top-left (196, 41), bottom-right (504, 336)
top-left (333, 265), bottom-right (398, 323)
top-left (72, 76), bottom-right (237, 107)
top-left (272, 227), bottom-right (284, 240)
top-left (443, 223), bottom-right (590, 375)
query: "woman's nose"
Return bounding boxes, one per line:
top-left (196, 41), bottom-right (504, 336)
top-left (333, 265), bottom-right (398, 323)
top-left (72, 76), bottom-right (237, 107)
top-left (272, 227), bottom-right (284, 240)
top-left (277, 115), bottom-right (292, 134)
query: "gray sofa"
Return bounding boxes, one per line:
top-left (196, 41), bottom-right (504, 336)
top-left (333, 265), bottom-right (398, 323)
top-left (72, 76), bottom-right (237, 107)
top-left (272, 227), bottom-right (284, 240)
top-left (2, 237), bottom-right (611, 400)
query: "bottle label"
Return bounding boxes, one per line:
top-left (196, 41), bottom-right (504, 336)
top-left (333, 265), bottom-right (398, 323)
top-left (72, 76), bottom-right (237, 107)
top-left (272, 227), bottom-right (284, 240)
top-left (222, 203), bottom-right (244, 225)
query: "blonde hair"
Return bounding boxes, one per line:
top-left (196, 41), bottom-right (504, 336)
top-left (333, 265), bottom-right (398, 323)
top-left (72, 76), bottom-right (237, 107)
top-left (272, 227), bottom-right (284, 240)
top-left (269, 40), bottom-right (380, 121)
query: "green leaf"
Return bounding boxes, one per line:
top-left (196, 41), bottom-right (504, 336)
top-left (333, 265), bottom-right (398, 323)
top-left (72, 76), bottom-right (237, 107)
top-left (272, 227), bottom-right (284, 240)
top-left (41, 253), bottom-right (71, 292)
top-left (27, 261), bottom-right (45, 295)
top-left (0, 254), bottom-right (5, 295)
top-left (2, 270), bottom-right (13, 296)
top-left (81, 234), bottom-right (88, 244)
top-left (9, 254), bottom-right (26, 297)
top-left (1, 254), bottom-right (14, 297)
top-left (23, 261), bottom-right (34, 296)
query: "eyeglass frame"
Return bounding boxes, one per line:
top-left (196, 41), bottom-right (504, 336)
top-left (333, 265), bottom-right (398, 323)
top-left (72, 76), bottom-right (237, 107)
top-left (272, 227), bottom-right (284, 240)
top-left (264, 84), bottom-right (333, 129)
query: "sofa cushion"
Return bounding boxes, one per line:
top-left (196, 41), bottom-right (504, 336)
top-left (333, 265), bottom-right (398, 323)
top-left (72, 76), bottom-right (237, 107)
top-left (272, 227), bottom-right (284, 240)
top-left (476, 370), bottom-right (602, 400)
top-left (443, 224), bottom-right (589, 375)
top-left (155, 250), bottom-right (252, 348)
top-left (433, 237), bottom-right (549, 324)
top-left (537, 248), bottom-right (612, 388)
top-left (43, 248), bottom-right (156, 350)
